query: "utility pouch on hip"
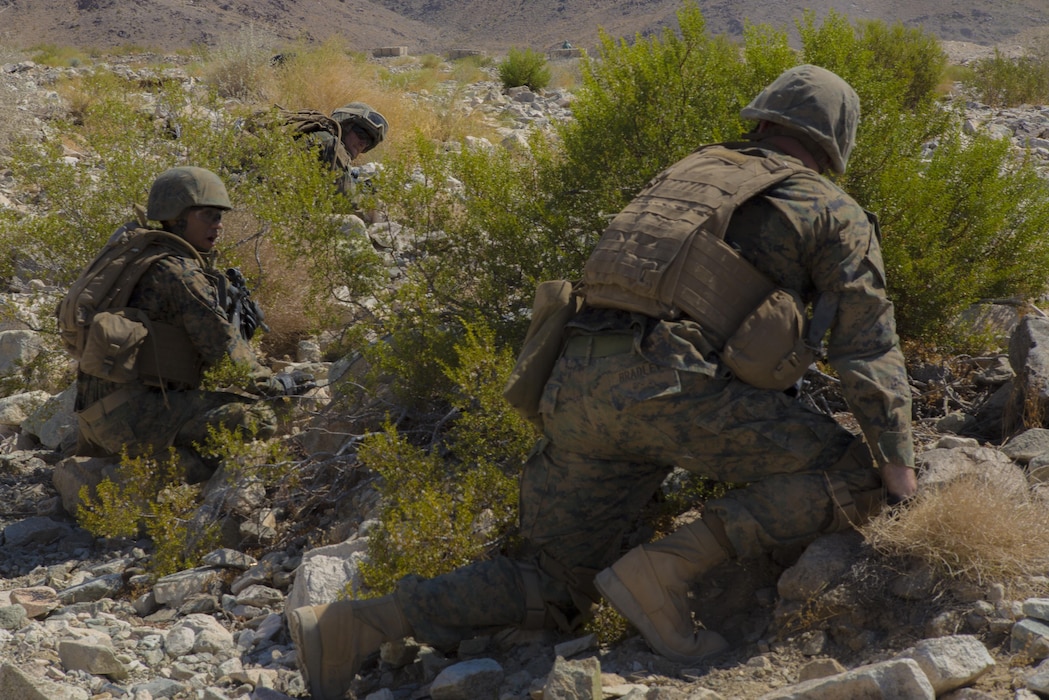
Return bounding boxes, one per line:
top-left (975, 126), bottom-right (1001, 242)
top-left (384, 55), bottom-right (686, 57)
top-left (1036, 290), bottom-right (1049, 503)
top-left (503, 280), bottom-right (584, 429)
top-left (721, 288), bottom-right (814, 390)
top-left (79, 309), bottom-right (149, 383)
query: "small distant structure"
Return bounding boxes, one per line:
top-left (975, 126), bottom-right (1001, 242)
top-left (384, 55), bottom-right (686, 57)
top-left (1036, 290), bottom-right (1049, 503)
top-left (447, 49), bottom-right (486, 60)
top-left (373, 46), bottom-right (409, 57)
top-left (549, 47), bottom-right (585, 60)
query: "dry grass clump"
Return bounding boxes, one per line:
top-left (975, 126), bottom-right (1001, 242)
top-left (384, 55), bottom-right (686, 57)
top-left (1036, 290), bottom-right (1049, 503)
top-left (547, 59), bottom-right (583, 91)
top-left (260, 40), bottom-right (379, 112)
top-left (862, 472), bottom-right (1049, 584)
top-left (260, 44), bottom-right (500, 151)
top-left (0, 96), bottom-right (21, 159)
top-left (198, 24), bottom-right (282, 101)
top-left (217, 211), bottom-right (316, 361)
top-left (254, 42), bottom-right (430, 157)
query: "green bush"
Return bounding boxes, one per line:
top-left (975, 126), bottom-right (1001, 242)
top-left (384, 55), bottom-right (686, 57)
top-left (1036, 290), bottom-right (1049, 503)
top-left (77, 447), bottom-right (217, 576)
top-left (497, 47), bottom-right (551, 91)
top-left (354, 129), bottom-right (582, 403)
top-left (965, 51), bottom-right (1049, 107)
top-left (77, 421), bottom-right (291, 575)
top-left (855, 19), bottom-right (946, 109)
top-left (871, 130), bottom-right (1049, 342)
top-left (359, 321), bottom-right (533, 593)
top-left (553, 2), bottom-right (770, 235)
top-left (28, 43), bottom-right (91, 68)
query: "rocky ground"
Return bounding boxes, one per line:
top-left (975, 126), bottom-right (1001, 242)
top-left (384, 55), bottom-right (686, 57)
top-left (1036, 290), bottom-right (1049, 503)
top-left (3, 46), bottom-right (1049, 700)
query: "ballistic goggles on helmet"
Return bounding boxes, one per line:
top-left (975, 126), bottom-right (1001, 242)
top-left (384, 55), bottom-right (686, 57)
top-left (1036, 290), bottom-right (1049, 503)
top-left (331, 103), bottom-right (389, 154)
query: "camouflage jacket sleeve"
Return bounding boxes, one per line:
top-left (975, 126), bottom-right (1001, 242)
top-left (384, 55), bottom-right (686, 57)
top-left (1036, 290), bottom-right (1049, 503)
top-left (728, 158), bottom-right (914, 469)
top-left (303, 131), bottom-right (355, 194)
top-left (812, 195), bottom-right (913, 467)
top-left (132, 254), bottom-right (272, 386)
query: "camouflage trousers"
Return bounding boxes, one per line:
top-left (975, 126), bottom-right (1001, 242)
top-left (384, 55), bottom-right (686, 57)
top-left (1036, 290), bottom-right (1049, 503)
top-left (396, 336), bottom-right (881, 648)
top-left (77, 385), bottom-right (277, 459)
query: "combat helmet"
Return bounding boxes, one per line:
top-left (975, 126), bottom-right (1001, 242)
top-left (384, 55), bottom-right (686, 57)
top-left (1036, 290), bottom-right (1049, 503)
top-left (330, 102), bottom-right (389, 153)
top-left (146, 166), bottom-right (232, 221)
top-left (740, 64), bottom-right (859, 174)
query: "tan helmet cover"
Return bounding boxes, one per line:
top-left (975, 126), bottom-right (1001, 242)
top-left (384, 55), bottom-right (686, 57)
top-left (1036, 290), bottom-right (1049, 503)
top-left (740, 64), bottom-right (860, 174)
top-left (146, 166), bottom-right (232, 221)
top-left (330, 102), bottom-right (389, 153)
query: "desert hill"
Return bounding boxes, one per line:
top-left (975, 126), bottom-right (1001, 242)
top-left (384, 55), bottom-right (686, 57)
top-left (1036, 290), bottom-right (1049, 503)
top-left (0, 0), bottom-right (1046, 55)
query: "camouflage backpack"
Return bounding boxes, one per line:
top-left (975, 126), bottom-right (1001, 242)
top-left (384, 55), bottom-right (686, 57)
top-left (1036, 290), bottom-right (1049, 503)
top-left (56, 224), bottom-right (205, 386)
top-left (279, 108), bottom-right (342, 140)
top-left (277, 108), bottom-right (353, 172)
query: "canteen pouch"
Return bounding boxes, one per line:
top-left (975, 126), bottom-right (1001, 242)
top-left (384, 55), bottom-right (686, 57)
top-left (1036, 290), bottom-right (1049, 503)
top-left (79, 308), bottom-right (149, 383)
top-left (721, 288), bottom-right (814, 390)
top-left (503, 280), bottom-right (584, 429)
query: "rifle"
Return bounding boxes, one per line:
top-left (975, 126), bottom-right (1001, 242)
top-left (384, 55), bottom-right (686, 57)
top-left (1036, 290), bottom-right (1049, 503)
top-left (349, 167), bottom-right (372, 191)
top-left (225, 268), bottom-right (270, 341)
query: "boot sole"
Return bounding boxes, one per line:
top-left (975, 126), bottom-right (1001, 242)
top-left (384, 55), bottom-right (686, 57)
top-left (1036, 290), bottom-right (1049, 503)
top-left (287, 607), bottom-right (325, 699)
top-left (594, 567), bottom-right (727, 664)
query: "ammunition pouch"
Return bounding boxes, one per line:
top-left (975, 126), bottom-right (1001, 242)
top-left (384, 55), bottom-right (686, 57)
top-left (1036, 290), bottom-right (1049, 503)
top-left (137, 321), bottom-right (204, 389)
top-left (503, 280), bottom-right (584, 429)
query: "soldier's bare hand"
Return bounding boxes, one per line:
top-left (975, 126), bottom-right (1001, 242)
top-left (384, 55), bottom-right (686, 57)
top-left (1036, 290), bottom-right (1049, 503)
top-left (881, 461), bottom-right (918, 505)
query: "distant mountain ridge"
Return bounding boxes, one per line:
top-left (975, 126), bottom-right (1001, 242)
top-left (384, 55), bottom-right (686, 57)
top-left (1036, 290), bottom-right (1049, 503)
top-left (0, 0), bottom-right (1044, 55)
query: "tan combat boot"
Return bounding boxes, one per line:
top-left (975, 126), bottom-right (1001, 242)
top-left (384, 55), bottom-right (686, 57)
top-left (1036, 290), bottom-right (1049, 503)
top-left (594, 519), bottom-right (731, 663)
top-left (287, 594), bottom-right (412, 700)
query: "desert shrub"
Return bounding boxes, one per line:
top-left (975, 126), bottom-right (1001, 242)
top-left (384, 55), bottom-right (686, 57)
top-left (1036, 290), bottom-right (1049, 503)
top-left (497, 47), bottom-right (551, 91)
top-left (356, 280), bottom-right (466, 407)
top-left (940, 63), bottom-right (974, 94)
top-left (450, 54), bottom-right (494, 84)
top-left (260, 40), bottom-right (383, 113)
top-left (197, 421), bottom-right (295, 496)
top-left (77, 421), bottom-right (291, 575)
top-left (862, 473), bottom-right (1049, 583)
top-left (358, 322), bottom-right (533, 593)
top-left (28, 43), bottom-right (91, 67)
top-left (198, 25), bottom-right (279, 101)
top-left (352, 129), bottom-right (581, 403)
top-left (584, 602), bottom-right (631, 645)
top-left (867, 130), bottom-right (1049, 341)
top-left (77, 447), bottom-right (218, 576)
top-left (965, 51), bottom-right (1049, 107)
top-left (547, 59), bottom-right (583, 91)
top-left (855, 20), bottom-right (946, 109)
top-left (0, 338), bottom-right (74, 396)
top-left (552, 2), bottom-right (772, 237)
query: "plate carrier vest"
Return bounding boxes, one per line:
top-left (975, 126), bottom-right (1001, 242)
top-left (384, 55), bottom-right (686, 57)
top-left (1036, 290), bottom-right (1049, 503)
top-left (582, 145), bottom-right (819, 347)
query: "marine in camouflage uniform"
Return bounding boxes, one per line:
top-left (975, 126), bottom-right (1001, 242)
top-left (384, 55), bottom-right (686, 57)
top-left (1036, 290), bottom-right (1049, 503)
top-left (76, 167), bottom-right (295, 463)
top-left (297, 102), bottom-right (389, 196)
top-left (287, 66), bottom-right (918, 700)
